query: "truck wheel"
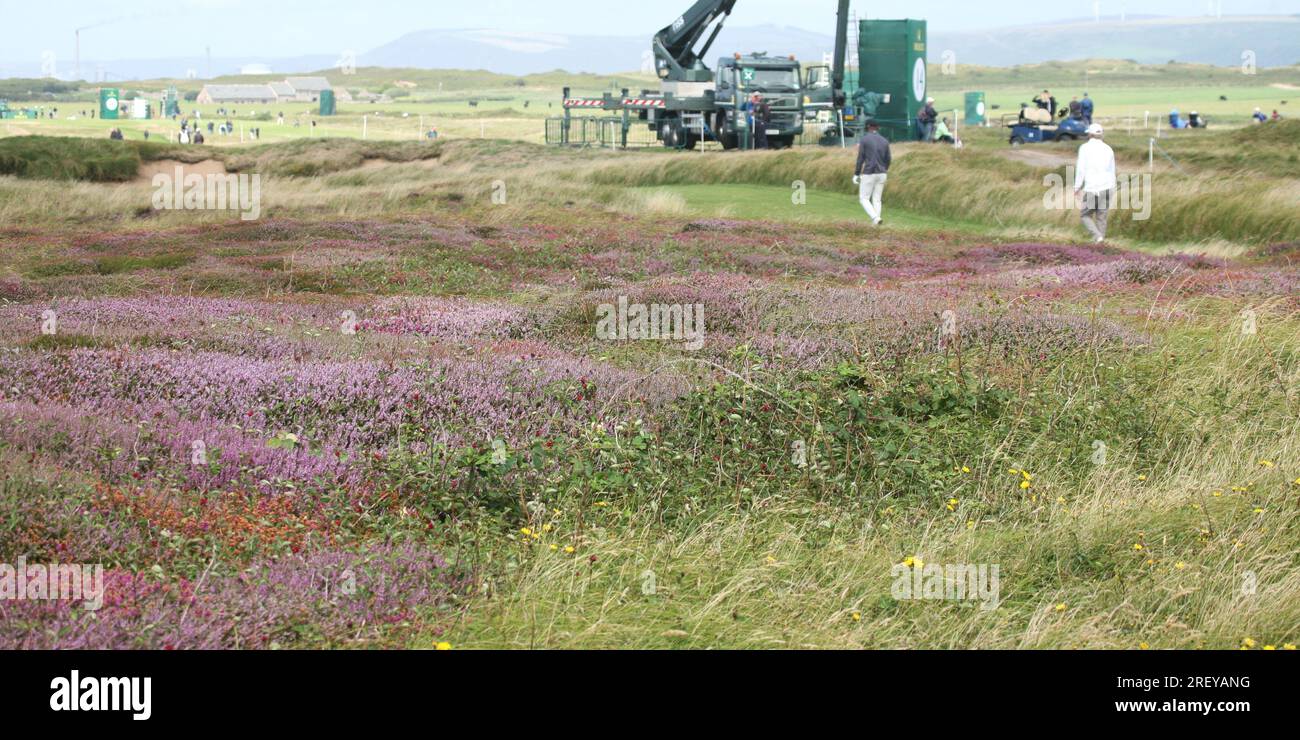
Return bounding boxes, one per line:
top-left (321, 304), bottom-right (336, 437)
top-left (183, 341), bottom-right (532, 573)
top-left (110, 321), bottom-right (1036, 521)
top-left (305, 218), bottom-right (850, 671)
top-left (1010, 135), bottom-right (1026, 147)
top-left (771, 136), bottom-right (795, 150)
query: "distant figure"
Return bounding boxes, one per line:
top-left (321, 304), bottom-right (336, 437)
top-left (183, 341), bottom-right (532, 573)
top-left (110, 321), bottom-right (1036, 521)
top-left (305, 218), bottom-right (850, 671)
top-left (1035, 90), bottom-right (1052, 112)
top-left (193, 130), bottom-right (205, 145)
top-left (277, 112), bottom-right (285, 125)
top-left (109, 128), bottom-right (124, 141)
top-left (917, 97), bottom-right (938, 142)
top-left (1068, 96), bottom-right (1083, 120)
top-left (1272, 109), bottom-right (1283, 121)
top-left (179, 129), bottom-right (190, 144)
top-left (1080, 93), bottom-right (1094, 125)
top-left (1252, 107), bottom-right (1268, 124)
top-left (853, 119), bottom-right (892, 227)
top-left (935, 117), bottom-right (957, 144)
top-left (1189, 111), bottom-right (1207, 129)
top-left (143, 131), bottom-right (150, 141)
top-left (752, 94), bottom-right (772, 150)
top-left (1074, 123), bottom-right (1117, 244)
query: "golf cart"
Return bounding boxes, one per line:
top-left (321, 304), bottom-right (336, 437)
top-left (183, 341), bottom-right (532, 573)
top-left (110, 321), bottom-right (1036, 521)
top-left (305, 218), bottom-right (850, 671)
top-left (1005, 105), bottom-right (1089, 146)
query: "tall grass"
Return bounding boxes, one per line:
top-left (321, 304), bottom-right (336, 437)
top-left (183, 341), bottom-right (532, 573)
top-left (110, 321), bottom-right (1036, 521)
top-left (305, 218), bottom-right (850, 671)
top-left (441, 310), bottom-right (1300, 649)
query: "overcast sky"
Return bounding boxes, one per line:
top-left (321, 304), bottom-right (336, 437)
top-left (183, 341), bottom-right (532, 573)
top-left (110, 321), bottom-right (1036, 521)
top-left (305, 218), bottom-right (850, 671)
top-left (2, 0), bottom-right (1297, 62)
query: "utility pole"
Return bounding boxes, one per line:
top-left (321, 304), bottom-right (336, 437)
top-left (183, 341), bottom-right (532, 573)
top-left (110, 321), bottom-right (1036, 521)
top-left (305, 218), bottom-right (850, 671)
top-left (206, 46), bottom-right (212, 79)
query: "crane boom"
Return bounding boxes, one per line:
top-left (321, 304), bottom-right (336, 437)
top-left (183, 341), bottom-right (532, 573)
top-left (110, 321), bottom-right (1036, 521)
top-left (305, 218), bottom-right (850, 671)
top-left (831, 0), bottom-right (851, 106)
top-left (652, 0), bottom-right (739, 82)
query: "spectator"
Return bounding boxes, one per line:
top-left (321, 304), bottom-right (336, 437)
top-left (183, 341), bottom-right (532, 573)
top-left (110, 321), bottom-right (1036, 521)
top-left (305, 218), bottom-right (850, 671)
top-left (917, 97), bottom-right (938, 142)
top-left (1034, 90), bottom-right (1055, 114)
top-left (1080, 93), bottom-right (1094, 125)
top-left (1252, 107), bottom-right (1268, 123)
top-left (752, 94), bottom-right (772, 150)
top-left (935, 117), bottom-right (958, 145)
top-left (1069, 96), bottom-right (1083, 120)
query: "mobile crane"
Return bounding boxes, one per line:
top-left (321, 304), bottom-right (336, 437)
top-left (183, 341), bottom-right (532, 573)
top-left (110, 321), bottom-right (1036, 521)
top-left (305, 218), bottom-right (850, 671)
top-left (559, 0), bottom-right (881, 149)
top-left (563, 0), bottom-right (806, 149)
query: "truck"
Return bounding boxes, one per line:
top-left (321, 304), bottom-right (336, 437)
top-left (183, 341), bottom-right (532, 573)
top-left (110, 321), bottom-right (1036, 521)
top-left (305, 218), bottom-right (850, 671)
top-left (562, 0), bottom-right (806, 149)
top-left (556, 0), bottom-right (903, 150)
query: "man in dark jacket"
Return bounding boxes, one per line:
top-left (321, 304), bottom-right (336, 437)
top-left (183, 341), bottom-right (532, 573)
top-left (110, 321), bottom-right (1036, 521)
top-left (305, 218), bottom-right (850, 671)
top-left (1080, 93), bottom-right (1094, 124)
top-left (853, 120), bottom-right (892, 226)
top-left (752, 94), bottom-right (772, 150)
top-left (917, 98), bottom-right (938, 142)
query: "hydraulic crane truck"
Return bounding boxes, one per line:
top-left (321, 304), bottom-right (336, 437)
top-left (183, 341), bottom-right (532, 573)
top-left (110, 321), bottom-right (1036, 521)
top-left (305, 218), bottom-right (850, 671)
top-left (562, 0), bottom-right (806, 149)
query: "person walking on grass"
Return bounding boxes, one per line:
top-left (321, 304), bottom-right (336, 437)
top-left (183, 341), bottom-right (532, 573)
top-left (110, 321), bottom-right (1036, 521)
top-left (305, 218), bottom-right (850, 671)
top-left (1074, 123), bottom-right (1117, 244)
top-left (853, 120), bottom-right (891, 227)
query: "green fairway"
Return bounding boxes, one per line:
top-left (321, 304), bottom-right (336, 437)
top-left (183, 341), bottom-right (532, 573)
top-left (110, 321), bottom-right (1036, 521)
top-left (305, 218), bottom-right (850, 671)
top-left (633, 182), bottom-right (998, 233)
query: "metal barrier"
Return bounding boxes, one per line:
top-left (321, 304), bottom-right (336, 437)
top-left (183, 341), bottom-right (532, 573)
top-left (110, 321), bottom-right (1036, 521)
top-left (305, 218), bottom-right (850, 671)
top-left (545, 116), bottom-right (660, 149)
top-left (546, 113), bottom-right (853, 150)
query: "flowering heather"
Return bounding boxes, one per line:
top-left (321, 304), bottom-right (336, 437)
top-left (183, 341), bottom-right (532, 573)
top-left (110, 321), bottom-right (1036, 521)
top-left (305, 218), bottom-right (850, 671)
top-left (1, 544), bottom-right (467, 650)
top-left (2, 195), bottom-right (1295, 652)
top-left (360, 297), bottom-right (539, 341)
top-left (0, 347), bottom-right (689, 484)
top-left (0, 401), bottom-right (361, 491)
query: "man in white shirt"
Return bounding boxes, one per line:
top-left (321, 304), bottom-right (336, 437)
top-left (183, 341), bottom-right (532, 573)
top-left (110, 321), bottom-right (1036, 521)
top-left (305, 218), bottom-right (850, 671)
top-left (1074, 123), bottom-right (1117, 243)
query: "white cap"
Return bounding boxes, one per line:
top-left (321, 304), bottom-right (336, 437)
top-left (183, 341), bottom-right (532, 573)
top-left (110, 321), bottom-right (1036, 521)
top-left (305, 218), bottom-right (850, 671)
top-left (1086, 123), bottom-right (1104, 136)
top-left (926, 97), bottom-right (935, 103)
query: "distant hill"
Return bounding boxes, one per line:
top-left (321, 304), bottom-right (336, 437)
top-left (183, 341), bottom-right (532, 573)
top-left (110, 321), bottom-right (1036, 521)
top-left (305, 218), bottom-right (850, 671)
top-left (3, 15), bottom-right (1297, 81)
top-left (930, 15), bottom-right (1300, 67)
top-left (359, 16), bottom-right (1300, 73)
top-left (359, 25), bottom-right (835, 76)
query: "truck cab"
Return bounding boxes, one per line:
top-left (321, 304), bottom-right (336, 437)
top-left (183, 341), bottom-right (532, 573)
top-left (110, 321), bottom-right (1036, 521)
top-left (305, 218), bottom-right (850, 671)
top-left (710, 53), bottom-right (805, 149)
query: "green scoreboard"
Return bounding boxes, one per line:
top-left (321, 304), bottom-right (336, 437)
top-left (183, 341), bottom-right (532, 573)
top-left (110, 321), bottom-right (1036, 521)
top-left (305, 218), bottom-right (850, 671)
top-left (99, 88), bottom-right (121, 120)
top-left (856, 19), bottom-right (928, 143)
top-left (965, 91), bottom-right (987, 126)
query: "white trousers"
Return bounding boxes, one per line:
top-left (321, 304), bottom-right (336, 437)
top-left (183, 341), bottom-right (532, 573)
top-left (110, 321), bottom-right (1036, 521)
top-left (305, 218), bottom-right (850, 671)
top-left (859, 173), bottom-right (887, 224)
